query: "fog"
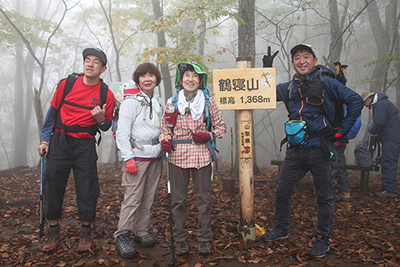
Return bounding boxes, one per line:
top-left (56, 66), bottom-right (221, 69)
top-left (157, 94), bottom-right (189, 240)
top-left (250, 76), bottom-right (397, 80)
top-left (0, 0), bottom-right (397, 170)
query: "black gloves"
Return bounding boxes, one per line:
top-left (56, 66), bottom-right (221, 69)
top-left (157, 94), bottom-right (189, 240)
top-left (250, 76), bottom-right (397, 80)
top-left (320, 127), bottom-right (342, 141)
top-left (262, 46), bottom-right (279, 68)
top-left (369, 135), bottom-right (379, 154)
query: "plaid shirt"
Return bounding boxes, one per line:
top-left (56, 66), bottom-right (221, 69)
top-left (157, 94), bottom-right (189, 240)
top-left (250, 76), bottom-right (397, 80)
top-left (160, 96), bottom-right (226, 169)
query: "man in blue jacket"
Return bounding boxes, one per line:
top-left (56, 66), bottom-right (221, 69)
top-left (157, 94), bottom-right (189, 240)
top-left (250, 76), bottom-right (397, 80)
top-left (262, 44), bottom-right (364, 258)
top-left (360, 91), bottom-right (400, 198)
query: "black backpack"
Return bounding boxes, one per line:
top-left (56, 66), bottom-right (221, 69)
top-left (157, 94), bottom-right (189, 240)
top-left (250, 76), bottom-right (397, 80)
top-left (55, 72), bottom-right (108, 136)
top-left (286, 62), bottom-right (348, 128)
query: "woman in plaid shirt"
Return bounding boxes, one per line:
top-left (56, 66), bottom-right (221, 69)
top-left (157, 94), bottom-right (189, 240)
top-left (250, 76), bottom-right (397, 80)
top-left (160, 62), bottom-right (226, 256)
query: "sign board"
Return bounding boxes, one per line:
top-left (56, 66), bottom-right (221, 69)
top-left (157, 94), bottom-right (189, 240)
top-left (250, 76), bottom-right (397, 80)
top-left (213, 68), bottom-right (277, 110)
top-left (239, 121), bottom-right (252, 159)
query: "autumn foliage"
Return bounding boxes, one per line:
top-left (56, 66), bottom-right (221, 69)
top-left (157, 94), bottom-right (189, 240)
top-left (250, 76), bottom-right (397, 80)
top-left (0, 163), bottom-right (399, 266)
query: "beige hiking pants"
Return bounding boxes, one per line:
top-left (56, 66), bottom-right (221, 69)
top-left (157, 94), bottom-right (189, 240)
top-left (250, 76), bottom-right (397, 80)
top-left (113, 159), bottom-right (162, 238)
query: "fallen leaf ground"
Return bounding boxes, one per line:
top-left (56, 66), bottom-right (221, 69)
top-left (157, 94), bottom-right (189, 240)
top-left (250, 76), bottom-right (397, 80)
top-left (0, 162), bottom-right (399, 267)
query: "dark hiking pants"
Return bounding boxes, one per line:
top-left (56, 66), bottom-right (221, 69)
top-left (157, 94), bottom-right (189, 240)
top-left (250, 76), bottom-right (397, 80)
top-left (43, 132), bottom-right (99, 222)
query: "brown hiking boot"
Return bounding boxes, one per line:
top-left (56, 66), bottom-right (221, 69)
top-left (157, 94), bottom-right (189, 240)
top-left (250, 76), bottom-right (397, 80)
top-left (198, 241), bottom-right (212, 255)
top-left (77, 226), bottom-right (92, 253)
top-left (42, 225), bottom-right (61, 252)
top-left (335, 192), bottom-right (351, 202)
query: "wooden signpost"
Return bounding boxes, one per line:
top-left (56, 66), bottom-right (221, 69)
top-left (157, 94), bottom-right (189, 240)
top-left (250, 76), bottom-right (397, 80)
top-left (213, 58), bottom-right (276, 241)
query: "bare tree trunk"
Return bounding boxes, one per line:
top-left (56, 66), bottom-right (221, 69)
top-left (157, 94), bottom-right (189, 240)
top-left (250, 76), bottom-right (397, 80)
top-left (12, 0), bottom-right (28, 166)
top-left (361, 0), bottom-right (396, 142)
top-left (99, 0), bottom-right (121, 81)
top-left (367, 0), bottom-right (391, 93)
top-left (13, 46), bottom-right (28, 166)
top-left (238, 0), bottom-right (255, 66)
top-left (199, 19), bottom-right (206, 56)
top-left (237, 0), bottom-right (260, 174)
top-left (34, 89), bottom-right (44, 141)
top-left (97, 0), bottom-right (122, 167)
top-left (328, 0), bottom-right (343, 63)
top-left (152, 0), bottom-right (173, 100)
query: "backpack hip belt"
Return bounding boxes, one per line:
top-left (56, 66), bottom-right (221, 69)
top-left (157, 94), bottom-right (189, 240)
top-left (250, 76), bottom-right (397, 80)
top-left (55, 119), bottom-right (98, 136)
top-left (130, 137), bottom-right (159, 150)
top-left (171, 139), bottom-right (218, 171)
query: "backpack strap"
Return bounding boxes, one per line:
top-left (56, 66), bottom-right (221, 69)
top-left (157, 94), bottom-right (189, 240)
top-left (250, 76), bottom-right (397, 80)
top-left (282, 76), bottom-right (333, 158)
top-left (99, 78), bottom-right (108, 107)
top-left (203, 91), bottom-right (211, 131)
top-left (56, 74), bottom-right (108, 148)
top-left (60, 74), bottom-right (108, 111)
top-left (60, 73), bottom-right (83, 110)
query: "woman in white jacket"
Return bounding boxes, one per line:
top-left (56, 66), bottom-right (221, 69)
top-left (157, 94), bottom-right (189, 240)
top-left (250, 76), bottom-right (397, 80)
top-left (113, 63), bottom-right (164, 259)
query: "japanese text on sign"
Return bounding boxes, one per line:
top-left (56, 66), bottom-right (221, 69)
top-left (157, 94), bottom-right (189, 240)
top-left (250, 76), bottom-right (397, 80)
top-left (213, 68), bottom-right (277, 110)
top-left (239, 121), bottom-right (252, 159)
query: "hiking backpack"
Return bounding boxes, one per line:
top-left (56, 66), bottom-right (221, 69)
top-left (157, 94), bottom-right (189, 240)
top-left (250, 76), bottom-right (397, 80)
top-left (55, 72), bottom-right (108, 137)
top-left (171, 88), bottom-right (218, 151)
top-left (286, 62), bottom-right (347, 128)
top-left (280, 62), bottom-right (349, 155)
top-left (111, 83), bottom-right (163, 135)
top-left (354, 136), bottom-right (381, 168)
top-left (354, 139), bottom-right (374, 168)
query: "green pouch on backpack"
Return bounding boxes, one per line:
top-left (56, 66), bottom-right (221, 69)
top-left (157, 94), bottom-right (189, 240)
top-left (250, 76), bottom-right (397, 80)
top-left (285, 120), bottom-right (308, 147)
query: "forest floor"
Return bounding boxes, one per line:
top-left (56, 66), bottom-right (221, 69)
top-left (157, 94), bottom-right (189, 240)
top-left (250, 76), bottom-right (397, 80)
top-left (0, 162), bottom-right (399, 267)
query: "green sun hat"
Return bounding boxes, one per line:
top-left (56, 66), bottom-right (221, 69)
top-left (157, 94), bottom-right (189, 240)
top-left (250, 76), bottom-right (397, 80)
top-left (175, 62), bottom-right (208, 90)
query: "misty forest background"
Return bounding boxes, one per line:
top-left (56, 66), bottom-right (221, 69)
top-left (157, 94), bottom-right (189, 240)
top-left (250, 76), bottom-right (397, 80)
top-left (0, 0), bottom-right (399, 171)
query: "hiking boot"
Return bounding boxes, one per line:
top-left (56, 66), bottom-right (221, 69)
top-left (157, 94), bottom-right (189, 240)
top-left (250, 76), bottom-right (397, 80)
top-left (134, 234), bottom-right (155, 248)
top-left (175, 241), bottom-right (189, 256)
top-left (116, 234), bottom-right (136, 259)
top-left (375, 191), bottom-right (398, 198)
top-left (198, 241), bottom-right (211, 255)
top-left (42, 225), bottom-right (61, 252)
top-left (335, 192), bottom-right (351, 202)
top-left (260, 227), bottom-right (288, 242)
top-left (77, 226), bottom-right (92, 253)
top-left (309, 234), bottom-right (330, 258)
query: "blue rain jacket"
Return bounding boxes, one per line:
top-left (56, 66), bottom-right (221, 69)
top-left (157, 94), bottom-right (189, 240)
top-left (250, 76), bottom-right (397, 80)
top-left (277, 65), bottom-right (364, 148)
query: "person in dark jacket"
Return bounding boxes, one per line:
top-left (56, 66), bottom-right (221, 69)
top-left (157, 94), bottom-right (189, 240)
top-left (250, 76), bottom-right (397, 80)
top-left (360, 91), bottom-right (400, 198)
top-left (261, 44), bottom-right (364, 258)
top-left (332, 106), bottom-right (362, 202)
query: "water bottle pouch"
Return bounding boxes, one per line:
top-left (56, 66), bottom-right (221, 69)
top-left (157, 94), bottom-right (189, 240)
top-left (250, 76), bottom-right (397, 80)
top-left (285, 120), bottom-right (308, 147)
top-left (165, 110), bottom-right (177, 126)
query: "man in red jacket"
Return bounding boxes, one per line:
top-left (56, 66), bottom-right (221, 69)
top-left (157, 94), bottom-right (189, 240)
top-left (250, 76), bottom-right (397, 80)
top-left (37, 48), bottom-right (115, 253)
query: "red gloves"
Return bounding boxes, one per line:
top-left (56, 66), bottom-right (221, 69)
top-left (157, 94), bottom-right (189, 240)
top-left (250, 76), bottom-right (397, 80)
top-left (334, 130), bottom-right (342, 139)
top-left (192, 132), bottom-right (211, 143)
top-left (161, 140), bottom-right (173, 152)
top-left (126, 159), bottom-right (137, 174)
